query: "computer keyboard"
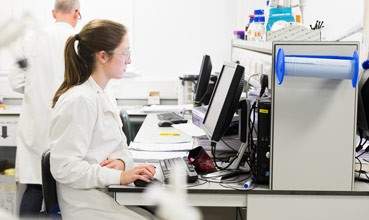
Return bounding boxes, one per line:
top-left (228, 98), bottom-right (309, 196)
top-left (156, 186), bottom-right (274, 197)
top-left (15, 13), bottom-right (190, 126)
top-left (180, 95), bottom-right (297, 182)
top-left (157, 112), bottom-right (188, 124)
top-left (159, 156), bottom-right (198, 184)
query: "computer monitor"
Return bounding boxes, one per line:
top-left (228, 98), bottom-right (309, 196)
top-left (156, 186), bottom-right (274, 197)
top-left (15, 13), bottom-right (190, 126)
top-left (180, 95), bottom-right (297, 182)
top-left (357, 69), bottom-right (369, 140)
top-left (194, 55), bottom-right (212, 106)
top-left (202, 62), bottom-right (244, 143)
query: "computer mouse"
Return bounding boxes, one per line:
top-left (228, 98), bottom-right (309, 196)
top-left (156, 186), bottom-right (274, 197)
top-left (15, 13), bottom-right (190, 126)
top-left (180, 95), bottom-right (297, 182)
top-left (158, 120), bottom-right (173, 127)
top-left (134, 179), bottom-right (151, 187)
top-left (134, 176), bottom-right (162, 187)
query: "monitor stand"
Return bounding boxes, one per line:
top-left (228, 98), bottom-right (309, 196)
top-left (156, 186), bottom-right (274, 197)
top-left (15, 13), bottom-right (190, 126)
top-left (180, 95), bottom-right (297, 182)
top-left (203, 143), bottom-right (249, 181)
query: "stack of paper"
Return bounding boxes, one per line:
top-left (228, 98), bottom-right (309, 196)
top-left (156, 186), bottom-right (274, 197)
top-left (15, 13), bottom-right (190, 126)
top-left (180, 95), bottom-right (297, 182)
top-left (129, 142), bottom-right (193, 152)
top-left (172, 123), bottom-right (206, 137)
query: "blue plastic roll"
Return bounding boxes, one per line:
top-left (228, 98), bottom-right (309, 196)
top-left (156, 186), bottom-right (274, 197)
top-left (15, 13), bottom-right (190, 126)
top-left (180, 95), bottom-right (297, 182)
top-left (275, 48), bottom-right (359, 88)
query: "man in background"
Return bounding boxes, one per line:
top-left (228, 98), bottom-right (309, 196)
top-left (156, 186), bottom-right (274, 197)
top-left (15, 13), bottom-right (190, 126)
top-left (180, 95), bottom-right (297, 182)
top-left (8, 0), bottom-right (81, 217)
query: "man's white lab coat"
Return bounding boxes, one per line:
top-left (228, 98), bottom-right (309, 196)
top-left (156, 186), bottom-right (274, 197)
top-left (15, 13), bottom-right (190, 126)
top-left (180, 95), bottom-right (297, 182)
top-left (49, 77), bottom-right (149, 220)
top-left (8, 22), bottom-right (75, 184)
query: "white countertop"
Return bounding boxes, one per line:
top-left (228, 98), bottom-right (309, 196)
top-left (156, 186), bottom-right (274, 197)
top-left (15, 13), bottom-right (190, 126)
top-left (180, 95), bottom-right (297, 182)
top-left (0, 105), bottom-right (21, 115)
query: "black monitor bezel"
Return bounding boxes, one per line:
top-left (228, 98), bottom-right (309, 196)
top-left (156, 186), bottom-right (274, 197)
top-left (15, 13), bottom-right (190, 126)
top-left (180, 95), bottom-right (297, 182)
top-left (358, 69), bottom-right (369, 138)
top-left (201, 62), bottom-right (244, 142)
top-left (194, 55), bottom-right (212, 105)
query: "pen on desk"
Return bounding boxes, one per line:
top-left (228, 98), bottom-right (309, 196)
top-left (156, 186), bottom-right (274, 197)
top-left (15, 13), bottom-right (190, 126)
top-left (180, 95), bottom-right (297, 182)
top-left (160, 133), bottom-right (180, 136)
top-left (244, 176), bottom-right (254, 188)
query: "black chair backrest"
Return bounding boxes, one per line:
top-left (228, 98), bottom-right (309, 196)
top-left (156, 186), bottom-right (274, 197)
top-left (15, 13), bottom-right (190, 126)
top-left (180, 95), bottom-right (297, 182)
top-left (119, 109), bottom-right (133, 145)
top-left (41, 149), bottom-right (58, 214)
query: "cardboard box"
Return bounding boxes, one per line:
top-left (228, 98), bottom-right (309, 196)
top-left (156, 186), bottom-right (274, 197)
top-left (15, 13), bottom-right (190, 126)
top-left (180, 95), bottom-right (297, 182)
top-left (148, 91), bottom-right (160, 105)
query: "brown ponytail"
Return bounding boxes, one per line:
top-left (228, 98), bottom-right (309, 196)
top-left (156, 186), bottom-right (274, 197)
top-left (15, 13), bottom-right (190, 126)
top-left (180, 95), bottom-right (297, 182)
top-left (52, 19), bottom-right (127, 108)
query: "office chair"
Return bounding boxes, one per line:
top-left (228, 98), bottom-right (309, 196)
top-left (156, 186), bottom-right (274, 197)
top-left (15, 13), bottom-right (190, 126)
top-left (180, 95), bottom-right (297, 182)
top-left (41, 149), bottom-right (59, 216)
top-left (119, 109), bottom-right (133, 145)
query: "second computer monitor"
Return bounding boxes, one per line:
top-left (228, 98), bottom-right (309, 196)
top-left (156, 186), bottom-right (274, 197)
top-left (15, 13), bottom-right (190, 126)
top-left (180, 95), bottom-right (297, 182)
top-left (358, 68), bottom-right (369, 139)
top-left (202, 62), bottom-right (244, 142)
top-left (194, 55), bottom-right (212, 105)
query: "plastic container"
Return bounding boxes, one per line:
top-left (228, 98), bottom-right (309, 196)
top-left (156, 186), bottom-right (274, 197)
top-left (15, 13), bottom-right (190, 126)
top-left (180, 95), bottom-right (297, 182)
top-left (248, 9), bottom-right (264, 41)
top-left (245, 15), bottom-right (254, 40)
top-left (254, 9), bottom-right (264, 19)
top-left (255, 16), bottom-right (266, 41)
top-left (233, 30), bottom-right (245, 40)
top-left (295, 15), bottom-right (301, 23)
top-left (248, 17), bottom-right (259, 41)
top-left (265, 0), bottom-right (270, 28)
top-left (266, 8), bottom-right (295, 32)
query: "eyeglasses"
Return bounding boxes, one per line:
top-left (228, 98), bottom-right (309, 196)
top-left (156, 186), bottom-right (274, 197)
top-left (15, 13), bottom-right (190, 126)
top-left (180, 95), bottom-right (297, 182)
top-left (111, 50), bottom-right (131, 61)
top-left (75, 10), bottom-right (82, 20)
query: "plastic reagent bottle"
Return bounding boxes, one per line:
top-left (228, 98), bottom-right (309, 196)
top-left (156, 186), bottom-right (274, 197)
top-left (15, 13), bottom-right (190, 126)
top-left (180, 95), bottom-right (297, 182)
top-left (255, 16), bottom-right (266, 41)
top-left (245, 15), bottom-right (254, 40)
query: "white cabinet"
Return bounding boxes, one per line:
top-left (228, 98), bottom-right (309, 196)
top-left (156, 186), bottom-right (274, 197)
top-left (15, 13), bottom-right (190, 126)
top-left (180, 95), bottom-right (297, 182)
top-left (247, 193), bottom-right (369, 220)
top-left (0, 110), bottom-right (19, 216)
top-left (232, 40), bottom-right (358, 191)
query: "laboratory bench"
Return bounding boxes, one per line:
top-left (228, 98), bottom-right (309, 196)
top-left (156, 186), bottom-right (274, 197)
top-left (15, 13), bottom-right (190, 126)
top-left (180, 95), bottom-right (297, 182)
top-left (109, 114), bottom-right (369, 220)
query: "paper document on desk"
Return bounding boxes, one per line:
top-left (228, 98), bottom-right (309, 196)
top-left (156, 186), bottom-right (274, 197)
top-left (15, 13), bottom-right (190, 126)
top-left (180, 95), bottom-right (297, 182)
top-left (129, 142), bottom-right (193, 152)
top-left (172, 123), bottom-right (206, 137)
top-left (130, 150), bottom-right (189, 163)
top-left (141, 104), bottom-right (193, 113)
top-left (133, 135), bottom-right (192, 144)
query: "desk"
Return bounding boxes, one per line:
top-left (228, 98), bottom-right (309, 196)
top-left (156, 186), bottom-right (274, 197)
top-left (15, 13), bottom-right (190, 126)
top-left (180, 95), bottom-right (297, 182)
top-left (133, 113), bottom-right (192, 144)
top-left (109, 114), bottom-right (369, 220)
top-left (109, 166), bottom-right (250, 207)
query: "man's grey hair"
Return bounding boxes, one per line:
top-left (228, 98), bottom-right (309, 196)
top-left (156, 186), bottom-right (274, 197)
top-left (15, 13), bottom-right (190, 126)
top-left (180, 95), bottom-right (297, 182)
top-left (54, 0), bottom-right (80, 13)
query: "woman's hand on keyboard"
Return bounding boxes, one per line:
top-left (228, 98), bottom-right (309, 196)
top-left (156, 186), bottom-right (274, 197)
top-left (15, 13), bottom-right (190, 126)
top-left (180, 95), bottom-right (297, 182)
top-left (120, 164), bottom-right (156, 185)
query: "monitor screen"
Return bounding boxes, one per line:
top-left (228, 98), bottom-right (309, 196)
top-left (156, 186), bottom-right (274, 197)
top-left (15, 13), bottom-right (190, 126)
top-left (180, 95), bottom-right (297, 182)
top-left (358, 69), bottom-right (369, 139)
top-left (202, 62), bottom-right (244, 142)
top-left (194, 55), bottom-right (212, 105)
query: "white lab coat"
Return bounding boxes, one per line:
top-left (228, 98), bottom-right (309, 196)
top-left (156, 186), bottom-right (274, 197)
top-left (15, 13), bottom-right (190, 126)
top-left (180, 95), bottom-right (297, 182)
top-left (49, 77), bottom-right (150, 220)
top-left (8, 21), bottom-right (75, 184)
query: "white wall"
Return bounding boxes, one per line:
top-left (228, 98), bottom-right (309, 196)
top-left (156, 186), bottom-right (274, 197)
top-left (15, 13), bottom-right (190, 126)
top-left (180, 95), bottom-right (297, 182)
top-left (132, 0), bottom-right (236, 77)
top-left (1, 0), bottom-right (367, 100)
top-left (79, 0), bottom-right (238, 77)
top-left (0, 0), bottom-right (237, 99)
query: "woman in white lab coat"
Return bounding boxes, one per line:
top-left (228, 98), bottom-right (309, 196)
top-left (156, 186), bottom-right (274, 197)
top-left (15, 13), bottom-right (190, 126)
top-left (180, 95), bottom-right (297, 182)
top-left (49, 19), bottom-right (156, 220)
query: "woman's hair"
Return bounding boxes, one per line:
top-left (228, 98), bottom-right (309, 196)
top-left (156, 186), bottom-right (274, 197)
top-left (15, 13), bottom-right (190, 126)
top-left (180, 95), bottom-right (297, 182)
top-left (52, 19), bottom-right (127, 108)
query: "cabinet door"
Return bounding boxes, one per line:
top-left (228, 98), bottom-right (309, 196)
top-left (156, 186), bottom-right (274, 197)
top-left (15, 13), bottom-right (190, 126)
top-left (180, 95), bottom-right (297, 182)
top-left (247, 194), bottom-right (369, 220)
top-left (0, 116), bottom-right (18, 147)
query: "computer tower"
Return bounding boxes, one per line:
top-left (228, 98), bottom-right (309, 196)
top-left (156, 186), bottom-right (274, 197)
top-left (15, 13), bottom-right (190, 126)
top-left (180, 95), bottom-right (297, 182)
top-left (256, 99), bottom-right (271, 184)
